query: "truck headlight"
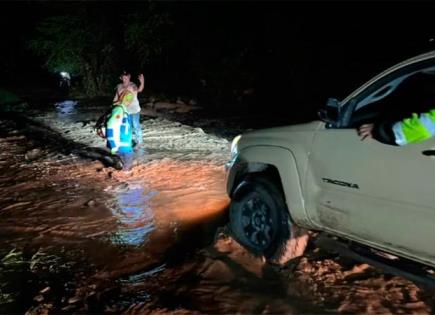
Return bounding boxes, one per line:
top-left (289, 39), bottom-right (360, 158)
top-left (231, 135), bottom-right (242, 159)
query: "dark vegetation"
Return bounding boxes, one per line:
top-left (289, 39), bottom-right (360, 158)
top-left (1, 1), bottom-right (435, 120)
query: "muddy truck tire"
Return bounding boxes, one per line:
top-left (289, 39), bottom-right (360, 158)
top-left (229, 177), bottom-right (308, 265)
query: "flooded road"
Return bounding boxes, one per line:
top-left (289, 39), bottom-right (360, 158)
top-left (1, 101), bottom-right (435, 314)
top-left (0, 118), bottom-right (231, 313)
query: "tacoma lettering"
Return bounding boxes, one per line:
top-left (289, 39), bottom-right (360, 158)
top-left (322, 178), bottom-right (359, 189)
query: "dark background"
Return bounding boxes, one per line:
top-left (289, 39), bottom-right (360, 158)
top-left (1, 1), bottom-right (435, 120)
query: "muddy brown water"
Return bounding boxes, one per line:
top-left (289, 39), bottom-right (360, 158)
top-left (0, 121), bottom-right (231, 314)
top-left (1, 116), bottom-right (435, 314)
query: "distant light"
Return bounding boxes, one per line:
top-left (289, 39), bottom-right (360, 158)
top-left (60, 71), bottom-right (70, 78)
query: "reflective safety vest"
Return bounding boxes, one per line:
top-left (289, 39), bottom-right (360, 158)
top-left (106, 104), bottom-right (133, 153)
top-left (392, 109), bottom-right (435, 145)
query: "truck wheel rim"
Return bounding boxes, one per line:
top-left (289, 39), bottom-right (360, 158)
top-left (240, 195), bottom-right (274, 250)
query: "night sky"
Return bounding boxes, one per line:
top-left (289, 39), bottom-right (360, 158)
top-left (1, 1), bottom-right (435, 116)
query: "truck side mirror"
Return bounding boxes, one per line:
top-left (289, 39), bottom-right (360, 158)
top-left (318, 98), bottom-right (340, 127)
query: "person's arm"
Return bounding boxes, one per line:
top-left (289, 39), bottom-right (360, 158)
top-left (371, 121), bottom-right (397, 145)
top-left (137, 74), bottom-right (145, 93)
top-left (113, 85), bottom-right (121, 104)
top-left (359, 109), bottom-right (435, 146)
top-left (358, 121), bottom-right (401, 145)
top-left (106, 106), bottom-right (123, 154)
top-left (391, 111), bottom-right (435, 145)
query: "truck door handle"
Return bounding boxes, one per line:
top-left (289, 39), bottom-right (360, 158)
top-left (422, 150), bottom-right (435, 156)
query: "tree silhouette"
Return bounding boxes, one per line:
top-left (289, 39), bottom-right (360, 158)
top-left (28, 5), bottom-right (171, 97)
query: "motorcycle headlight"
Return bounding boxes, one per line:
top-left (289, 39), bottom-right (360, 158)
top-left (231, 135), bottom-right (242, 159)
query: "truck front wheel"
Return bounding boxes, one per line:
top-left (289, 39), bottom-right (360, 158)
top-left (229, 177), bottom-right (308, 265)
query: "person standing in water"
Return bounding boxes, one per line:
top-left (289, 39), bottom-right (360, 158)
top-left (107, 90), bottom-right (135, 171)
top-left (113, 70), bottom-right (145, 147)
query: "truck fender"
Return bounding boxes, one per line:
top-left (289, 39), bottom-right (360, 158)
top-left (228, 145), bottom-right (310, 227)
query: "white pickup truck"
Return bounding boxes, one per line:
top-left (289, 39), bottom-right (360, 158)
top-left (226, 51), bottom-right (435, 275)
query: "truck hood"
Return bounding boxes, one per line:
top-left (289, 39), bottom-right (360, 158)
top-left (235, 120), bottom-right (323, 152)
top-left (242, 121), bottom-right (323, 138)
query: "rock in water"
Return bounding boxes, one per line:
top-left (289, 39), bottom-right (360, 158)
top-left (39, 287), bottom-right (51, 294)
top-left (85, 200), bottom-right (96, 207)
top-left (33, 295), bottom-right (44, 302)
top-left (101, 155), bottom-right (123, 170)
top-left (25, 148), bottom-right (42, 160)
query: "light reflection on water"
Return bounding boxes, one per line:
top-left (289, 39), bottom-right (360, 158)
top-left (55, 100), bottom-right (78, 116)
top-left (108, 180), bottom-right (157, 246)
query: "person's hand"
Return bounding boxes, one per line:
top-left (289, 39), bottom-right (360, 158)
top-left (138, 74), bottom-right (145, 83)
top-left (358, 123), bottom-right (374, 141)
